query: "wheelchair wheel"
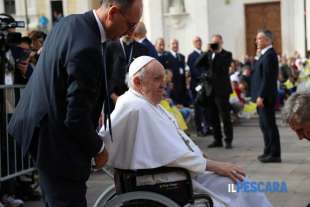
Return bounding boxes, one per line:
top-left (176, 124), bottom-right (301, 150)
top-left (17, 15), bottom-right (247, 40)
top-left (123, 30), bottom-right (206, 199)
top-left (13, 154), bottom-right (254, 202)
top-left (93, 184), bottom-right (117, 207)
top-left (193, 194), bottom-right (213, 207)
top-left (104, 191), bottom-right (180, 207)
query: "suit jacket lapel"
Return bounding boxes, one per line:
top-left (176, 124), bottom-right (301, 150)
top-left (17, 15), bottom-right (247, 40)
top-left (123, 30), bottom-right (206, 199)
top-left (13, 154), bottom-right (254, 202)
top-left (195, 50), bottom-right (202, 56)
top-left (259, 47), bottom-right (273, 60)
top-left (117, 41), bottom-right (126, 61)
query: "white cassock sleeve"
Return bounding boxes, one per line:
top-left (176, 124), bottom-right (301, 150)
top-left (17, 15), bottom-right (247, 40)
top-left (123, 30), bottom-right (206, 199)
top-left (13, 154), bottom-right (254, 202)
top-left (167, 152), bottom-right (207, 174)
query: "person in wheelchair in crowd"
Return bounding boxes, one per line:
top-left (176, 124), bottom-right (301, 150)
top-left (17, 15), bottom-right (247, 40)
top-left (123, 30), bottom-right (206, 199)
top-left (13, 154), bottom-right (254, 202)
top-left (99, 56), bottom-right (272, 207)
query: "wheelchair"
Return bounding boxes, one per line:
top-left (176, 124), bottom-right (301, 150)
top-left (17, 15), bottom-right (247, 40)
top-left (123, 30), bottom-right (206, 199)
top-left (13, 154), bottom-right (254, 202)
top-left (93, 167), bottom-right (218, 207)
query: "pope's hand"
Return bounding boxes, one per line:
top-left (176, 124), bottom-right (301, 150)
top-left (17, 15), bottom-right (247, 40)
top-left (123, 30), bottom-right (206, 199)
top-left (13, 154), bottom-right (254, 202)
top-left (215, 162), bottom-right (246, 183)
top-left (95, 148), bottom-right (109, 169)
top-left (110, 93), bottom-right (119, 104)
top-left (207, 160), bottom-right (246, 183)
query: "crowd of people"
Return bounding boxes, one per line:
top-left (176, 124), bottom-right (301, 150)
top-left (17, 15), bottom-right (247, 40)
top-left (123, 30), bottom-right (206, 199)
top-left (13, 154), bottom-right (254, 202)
top-left (0, 14), bottom-right (46, 207)
top-left (1, 0), bottom-right (310, 206)
top-left (229, 48), bottom-right (310, 116)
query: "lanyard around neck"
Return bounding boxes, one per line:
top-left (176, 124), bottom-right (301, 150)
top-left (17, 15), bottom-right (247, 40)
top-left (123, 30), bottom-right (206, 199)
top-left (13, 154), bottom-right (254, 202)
top-left (156, 105), bottom-right (194, 152)
top-left (120, 40), bottom-right (134, 64)
top-left (101, 43), bottom-right (113, 141)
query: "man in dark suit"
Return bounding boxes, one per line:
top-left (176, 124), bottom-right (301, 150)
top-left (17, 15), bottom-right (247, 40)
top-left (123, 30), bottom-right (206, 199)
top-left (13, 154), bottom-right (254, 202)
top-left (166, 38), bottom-right (189, 106)
top-left (187, 36), bottom-right (210, 136)
top-left (133, 21), bottom-right (158, 59)
top-left (251, 29), bottom-right (281, 163)
top-left (196, 34), bottom-right (233, 149)
top-left (106, 34), bottom-right (148, 109)
top-left (7, 0), bottom-right (143, 206)
top-left (12, 37), bottom-right (35, 85)
top-left (155, 37), bottom-right (170, 69)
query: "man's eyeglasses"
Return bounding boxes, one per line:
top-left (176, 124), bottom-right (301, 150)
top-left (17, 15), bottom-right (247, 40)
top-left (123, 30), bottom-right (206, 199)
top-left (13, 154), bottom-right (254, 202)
top-left (119, 11), bottom-right (138, 31)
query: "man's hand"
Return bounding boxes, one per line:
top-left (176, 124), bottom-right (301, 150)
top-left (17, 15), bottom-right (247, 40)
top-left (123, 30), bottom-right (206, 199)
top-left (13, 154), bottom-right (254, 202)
top-left (17, 60), bottom-right (29, 78)
top-left (207, 160), bottom-right (246, 183)
top-left (110, 93), bottom-right (119, 104)
top-left (94, 148), bottom-right (108, 169)
top-left (256, 97), bottom-right (264, 108)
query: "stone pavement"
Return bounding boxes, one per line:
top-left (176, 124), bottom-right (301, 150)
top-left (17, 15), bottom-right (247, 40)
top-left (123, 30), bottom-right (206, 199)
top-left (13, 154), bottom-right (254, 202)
top-left (25, 117), bottom-right (310, 207)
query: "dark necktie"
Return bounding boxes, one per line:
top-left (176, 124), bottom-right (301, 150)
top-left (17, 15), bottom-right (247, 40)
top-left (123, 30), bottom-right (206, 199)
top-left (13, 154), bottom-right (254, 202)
top-left (101, 42), bottom-right (113, 141)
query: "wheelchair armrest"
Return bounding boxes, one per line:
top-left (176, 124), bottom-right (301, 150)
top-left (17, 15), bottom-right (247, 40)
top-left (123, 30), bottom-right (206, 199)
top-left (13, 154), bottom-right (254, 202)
top-left (113, 167), bottom-right (195, 206)
top-left (114, 167), bottom-right (192, 189)
top-left (115, 167), bottom-right (191, 178)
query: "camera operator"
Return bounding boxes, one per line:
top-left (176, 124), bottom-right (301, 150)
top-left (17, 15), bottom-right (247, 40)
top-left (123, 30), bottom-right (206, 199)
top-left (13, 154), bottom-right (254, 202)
top-left (11, 36), bottom-right (34, 84)
top-left (195, 34), bottom-right (233, 149)
top-left (6, 35), bottom-right (39, 201)
top-left (1, 14), bottom-right (35, 207)
top-left (0, 14), bottom-right (33, 85)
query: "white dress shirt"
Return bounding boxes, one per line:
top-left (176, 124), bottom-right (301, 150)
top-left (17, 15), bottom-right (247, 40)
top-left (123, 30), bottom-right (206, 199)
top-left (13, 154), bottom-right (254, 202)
top-left (260, 45), bottom-right (273, 55)
top-left (93, 9), bottom-right (107, 154)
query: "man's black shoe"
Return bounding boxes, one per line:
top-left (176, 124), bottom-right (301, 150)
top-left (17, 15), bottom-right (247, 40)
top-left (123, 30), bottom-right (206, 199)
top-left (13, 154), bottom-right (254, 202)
top-left (225, 143), bottom-right (233, 149)
top-left (257, 154), bottom-right (268, 161)
top-left (259, 156), bottom-right (282, 163)
top-left (208, 142), bottom-right (223, 148)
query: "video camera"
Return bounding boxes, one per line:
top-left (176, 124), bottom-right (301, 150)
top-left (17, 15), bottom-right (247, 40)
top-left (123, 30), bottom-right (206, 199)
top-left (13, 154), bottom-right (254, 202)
top-left (209, 43), bottom-right (219, 51)
top-left (0, 14), bottom-right (25, 31)
top-left (0, 14), bottom-right (25, 50)
top-left (0, 14), bottom-right (25, 84)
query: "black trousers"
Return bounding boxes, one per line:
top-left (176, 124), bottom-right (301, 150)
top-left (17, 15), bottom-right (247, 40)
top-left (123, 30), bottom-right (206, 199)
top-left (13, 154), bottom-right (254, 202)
top-left (257, 105), bottom-right (281, 157)
top-left (207, 95), bottom-right (233, 144)
top-left (39, 170), bottom-right (87, 207)
top-left (194, 102), bottom-right (209, 133)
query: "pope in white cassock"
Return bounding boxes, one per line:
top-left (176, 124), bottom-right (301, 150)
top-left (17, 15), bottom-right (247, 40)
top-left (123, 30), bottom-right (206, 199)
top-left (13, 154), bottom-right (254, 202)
top-left (99, 56), bottom-right (272, 207)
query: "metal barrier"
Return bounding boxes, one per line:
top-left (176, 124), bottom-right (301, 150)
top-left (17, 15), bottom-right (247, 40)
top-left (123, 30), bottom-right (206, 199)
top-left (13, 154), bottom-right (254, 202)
top-left (0, 84), bottom-right (36, 182)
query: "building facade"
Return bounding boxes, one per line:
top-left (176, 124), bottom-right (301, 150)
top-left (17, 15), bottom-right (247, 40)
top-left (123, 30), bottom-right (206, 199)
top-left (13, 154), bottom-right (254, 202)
top-left (142, 0), bottom-right (310, 59)
top-left (0, 0), bottom-right (100, 31)
top-left (1, 0), bottom-right (309, 59)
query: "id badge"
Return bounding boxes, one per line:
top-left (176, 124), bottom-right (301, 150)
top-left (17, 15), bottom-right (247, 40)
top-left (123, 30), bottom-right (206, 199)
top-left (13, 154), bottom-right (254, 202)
top-left (125, 73), bottom-right (129, 85)
top-left (5, 72), bottom-right (14, 85)
top-left (195, 84), bottom-right (202, 92)
top-left (179, 68), bottom-right (184, 75)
